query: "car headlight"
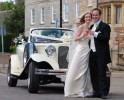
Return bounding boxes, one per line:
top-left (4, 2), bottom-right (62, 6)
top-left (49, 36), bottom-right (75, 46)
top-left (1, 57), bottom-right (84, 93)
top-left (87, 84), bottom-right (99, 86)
top-left (45, 45), bottom-right (56, 57)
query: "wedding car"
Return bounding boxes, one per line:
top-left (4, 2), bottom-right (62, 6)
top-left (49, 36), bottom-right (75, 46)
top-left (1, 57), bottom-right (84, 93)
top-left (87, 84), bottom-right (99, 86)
top-left (7, 27), bottom-right (74, 93)
top-left (7, 27), bottom-right (111, 94)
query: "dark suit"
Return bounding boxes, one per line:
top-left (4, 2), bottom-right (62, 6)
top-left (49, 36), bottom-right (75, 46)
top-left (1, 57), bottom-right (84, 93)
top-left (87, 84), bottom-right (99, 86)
top-left (89, 21), bottom-right (111, 96)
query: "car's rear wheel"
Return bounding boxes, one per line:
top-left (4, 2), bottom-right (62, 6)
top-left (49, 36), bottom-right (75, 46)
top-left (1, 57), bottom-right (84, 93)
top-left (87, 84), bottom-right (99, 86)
top-left (7, 60), bottom-right (18, 87)
top-left (28, 61), bottom-right (39, 93)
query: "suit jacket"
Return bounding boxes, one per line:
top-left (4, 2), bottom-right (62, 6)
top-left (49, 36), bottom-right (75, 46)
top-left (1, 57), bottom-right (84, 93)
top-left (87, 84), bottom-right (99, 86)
top-left (90, 21), bottom-right (111, 64)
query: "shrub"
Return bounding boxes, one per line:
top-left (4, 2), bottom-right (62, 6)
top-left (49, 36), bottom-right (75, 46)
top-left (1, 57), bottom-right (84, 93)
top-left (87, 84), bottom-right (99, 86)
top-left (9, 45), bottom-right (16, 53)
top-left (0, 33), bottom-right (14, 52)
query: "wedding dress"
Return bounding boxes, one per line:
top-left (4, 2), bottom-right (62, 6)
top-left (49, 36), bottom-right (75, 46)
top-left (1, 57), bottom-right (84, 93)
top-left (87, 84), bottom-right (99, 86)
top-left (64, 34), bottom-right (93, 97)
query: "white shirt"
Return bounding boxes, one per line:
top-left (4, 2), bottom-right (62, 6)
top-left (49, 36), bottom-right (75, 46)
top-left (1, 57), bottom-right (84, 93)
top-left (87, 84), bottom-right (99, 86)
top-left (94, 20), bottom-right (101, 38)
top-left (90, 20), bottom-right (101, 52)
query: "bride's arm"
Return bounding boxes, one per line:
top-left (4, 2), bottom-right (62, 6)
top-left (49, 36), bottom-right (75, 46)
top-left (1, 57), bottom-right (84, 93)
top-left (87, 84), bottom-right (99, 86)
top-left (75, 25), bottom-right (86, 41)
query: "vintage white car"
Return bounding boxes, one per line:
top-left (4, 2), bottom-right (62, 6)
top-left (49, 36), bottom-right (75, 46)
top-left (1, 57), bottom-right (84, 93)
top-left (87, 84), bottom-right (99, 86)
top-left (7, 27), bottom-right (74, 93)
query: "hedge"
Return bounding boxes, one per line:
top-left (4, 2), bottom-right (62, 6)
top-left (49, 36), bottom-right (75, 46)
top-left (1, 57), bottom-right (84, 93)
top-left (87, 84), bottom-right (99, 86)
top-left (0, 33), bottom-right (14, 52)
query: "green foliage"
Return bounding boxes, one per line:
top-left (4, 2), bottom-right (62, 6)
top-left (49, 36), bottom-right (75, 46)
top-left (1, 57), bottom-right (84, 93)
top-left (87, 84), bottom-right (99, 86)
top-left (9, 45), bottom-right (16, 53)
top-left (0, 33), bottom-right (14, 52)
top-left (0, 2), bottom-right (14, 11)
top-left (3, 1), bottom-right (24, 36)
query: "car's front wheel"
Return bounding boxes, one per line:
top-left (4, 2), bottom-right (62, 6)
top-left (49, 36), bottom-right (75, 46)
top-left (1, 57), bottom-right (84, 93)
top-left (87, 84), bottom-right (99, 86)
top-left (28, 61), bottom-right (40, 93)
top-left (7, 60), bottom-right (18, 87)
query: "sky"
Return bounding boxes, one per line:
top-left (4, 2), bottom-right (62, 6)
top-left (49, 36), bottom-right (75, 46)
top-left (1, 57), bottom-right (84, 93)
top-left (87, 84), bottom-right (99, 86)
top-left (0, 0), bottom-right (15, 2)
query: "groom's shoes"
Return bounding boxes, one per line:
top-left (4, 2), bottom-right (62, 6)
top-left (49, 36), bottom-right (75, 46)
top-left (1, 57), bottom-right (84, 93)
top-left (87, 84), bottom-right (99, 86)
top-left (86, 94), bottom-right (100, 98)
top-left (92, 93), bottom-right (101, 98)
top-left (101, 95), bottom-right (107, 99)
top-left (91, 94), bottom-right (107, 99)
top-left (91, 92), bottom-right (107, 99)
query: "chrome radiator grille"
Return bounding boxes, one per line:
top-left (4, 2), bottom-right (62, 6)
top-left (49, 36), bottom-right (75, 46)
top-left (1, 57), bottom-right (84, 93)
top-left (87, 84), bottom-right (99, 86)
top-left (58, 46), bottom-right (69, 69)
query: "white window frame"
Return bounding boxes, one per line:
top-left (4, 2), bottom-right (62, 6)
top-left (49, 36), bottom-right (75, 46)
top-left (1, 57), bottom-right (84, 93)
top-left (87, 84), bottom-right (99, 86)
top-left (63, 3), bottom-right (69, 22)
top-left (75, 1), bottom-right (79, 18)
top-left (41, 7), bottom-right (45, 24)
top-left (88, 0), bottom-right (93, 6)
top-left (31, 8), bottom-right (35, 25)
top-left (52, 5), bottom-right (56, 23)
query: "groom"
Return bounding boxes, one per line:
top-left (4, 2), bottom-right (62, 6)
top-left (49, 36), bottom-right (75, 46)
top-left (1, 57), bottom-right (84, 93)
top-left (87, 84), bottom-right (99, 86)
top-left (89, 8), bottom-right (111, 99)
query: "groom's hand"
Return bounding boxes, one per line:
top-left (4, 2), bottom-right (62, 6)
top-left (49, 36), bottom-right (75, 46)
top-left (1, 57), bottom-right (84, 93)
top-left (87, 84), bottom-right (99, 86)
top-left (89, 30), bottom-right (95, 35)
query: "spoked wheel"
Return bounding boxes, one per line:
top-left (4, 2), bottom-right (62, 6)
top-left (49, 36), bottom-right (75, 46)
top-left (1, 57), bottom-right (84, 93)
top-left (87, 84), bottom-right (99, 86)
top-left (7, 60), bottom-right (18, 87)
top-left (28, 61), bottom-right (40, 93)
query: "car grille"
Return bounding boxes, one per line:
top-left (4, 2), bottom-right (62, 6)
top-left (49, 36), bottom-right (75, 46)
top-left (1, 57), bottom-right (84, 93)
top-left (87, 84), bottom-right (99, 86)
top-left (58, 46), bottom-right (69, 69)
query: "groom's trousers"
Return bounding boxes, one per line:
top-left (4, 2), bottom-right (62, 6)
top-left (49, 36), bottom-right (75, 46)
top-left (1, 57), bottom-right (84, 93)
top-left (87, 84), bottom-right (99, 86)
top-left (89, 50), bottom-right (108, 96)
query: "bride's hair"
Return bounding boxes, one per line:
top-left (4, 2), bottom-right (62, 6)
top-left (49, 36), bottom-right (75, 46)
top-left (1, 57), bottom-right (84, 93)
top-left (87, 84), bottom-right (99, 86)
top-left (79, 12), bottom-right (92, 25)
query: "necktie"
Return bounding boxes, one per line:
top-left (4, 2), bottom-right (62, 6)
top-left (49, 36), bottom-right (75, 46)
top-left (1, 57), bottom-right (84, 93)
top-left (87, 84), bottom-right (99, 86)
top-left (90, 24), bottom-right (97, 52)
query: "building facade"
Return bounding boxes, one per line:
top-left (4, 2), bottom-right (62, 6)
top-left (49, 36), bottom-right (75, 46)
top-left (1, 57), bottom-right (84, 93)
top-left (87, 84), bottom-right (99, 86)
top-left (25, 0), bottom-right (97, 36)
top-left (25, 0), bottom-right (124, 69)
top-left (98, 0), bottom-right (124, 70)
top-left (98, 0), bottom-right (124, 44)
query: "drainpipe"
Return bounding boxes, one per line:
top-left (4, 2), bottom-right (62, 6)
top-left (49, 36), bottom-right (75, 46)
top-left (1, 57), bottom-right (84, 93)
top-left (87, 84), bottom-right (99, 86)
top-left (97, 0), bottom-right (98, 8)
top-left (60, 0), bottom-right (62, 28)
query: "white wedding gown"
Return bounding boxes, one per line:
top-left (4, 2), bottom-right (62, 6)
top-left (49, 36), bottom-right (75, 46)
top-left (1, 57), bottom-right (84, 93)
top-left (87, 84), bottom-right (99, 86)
top-left (64, 35), bottom-right (93, 97)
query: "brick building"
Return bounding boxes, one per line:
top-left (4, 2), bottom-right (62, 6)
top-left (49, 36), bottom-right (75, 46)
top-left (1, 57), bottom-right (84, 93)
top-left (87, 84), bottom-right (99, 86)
top-left (98, 0), bottom-right (124, 45)
top-left (98, 0), bottom-right (124, 70)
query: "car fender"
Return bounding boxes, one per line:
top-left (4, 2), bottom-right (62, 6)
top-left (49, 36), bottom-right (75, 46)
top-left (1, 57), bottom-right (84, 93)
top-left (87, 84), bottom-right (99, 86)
top-left (30, 53), bottom-right (59, 70)
top-left (10, 55), bottom-right (24, 76)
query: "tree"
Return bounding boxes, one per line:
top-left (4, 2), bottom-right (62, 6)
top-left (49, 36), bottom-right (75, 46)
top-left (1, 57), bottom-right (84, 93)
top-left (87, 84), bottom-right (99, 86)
top-left (0, 2), bottom-right (14, 11)
top-left (3, 1), bottom-right (24, 36)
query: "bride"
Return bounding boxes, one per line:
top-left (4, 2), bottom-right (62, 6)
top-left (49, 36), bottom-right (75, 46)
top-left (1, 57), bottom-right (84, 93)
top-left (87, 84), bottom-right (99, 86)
top-left (64, 12), bottom-right (93, 98)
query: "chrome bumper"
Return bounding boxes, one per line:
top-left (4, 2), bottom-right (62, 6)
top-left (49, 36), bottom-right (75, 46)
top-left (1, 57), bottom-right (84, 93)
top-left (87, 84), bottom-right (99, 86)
top-left (35, 68), bottom-right (67, 75)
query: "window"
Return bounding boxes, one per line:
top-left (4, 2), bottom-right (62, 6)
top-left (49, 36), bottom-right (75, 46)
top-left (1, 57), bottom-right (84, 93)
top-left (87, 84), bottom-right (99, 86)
top-left (31, 8), bottom-right (35, 24)
top-left (63, 3), bottom-right (69, 22)
top-left (116, 6), bottom-right (122, 24)
top-left (75, 1), bottom-right (79, 18)
top-left (107, 7), bottom-right (111, 24)
top-left (41, 7), bottom-right (45, 24)
top-left (88, 0), bottom-right (93, 6)
top-left (52, 5), bottom-right (56, 23)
